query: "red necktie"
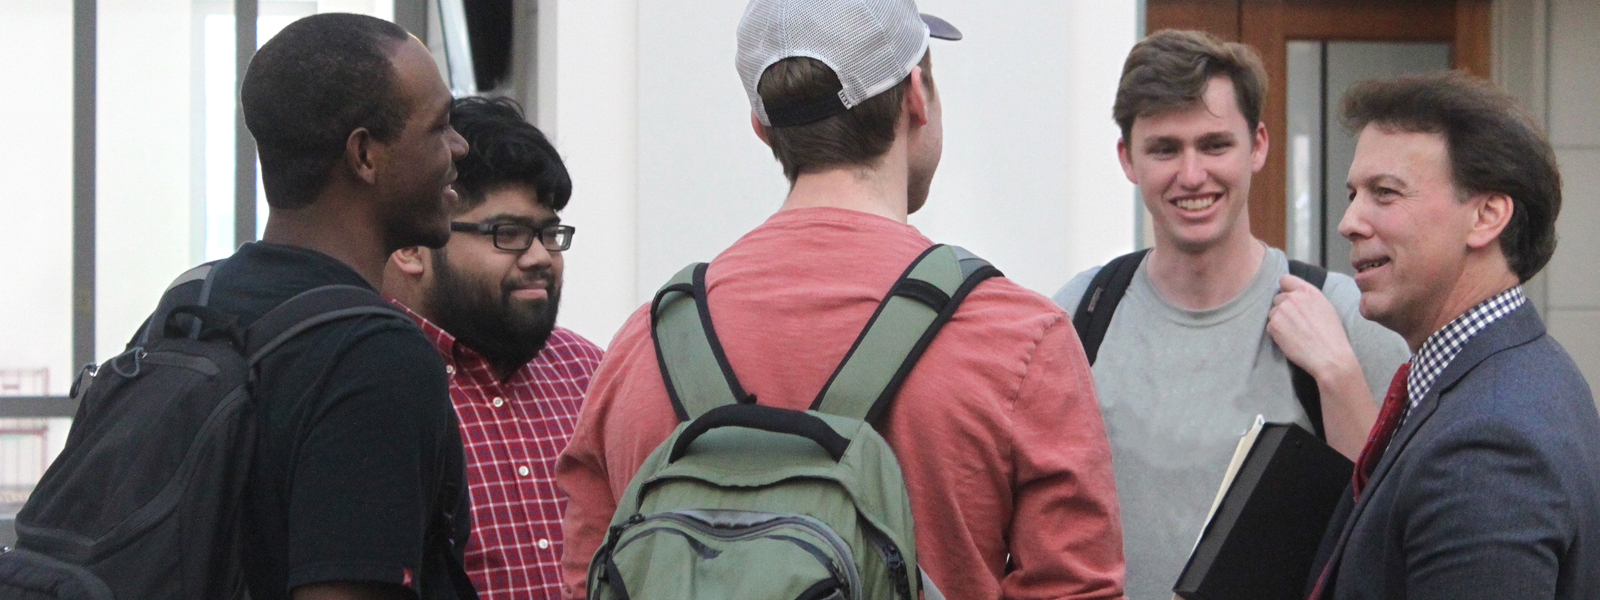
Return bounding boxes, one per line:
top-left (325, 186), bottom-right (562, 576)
top-left (1353, 361), bottom-right (1411, 498)
top-left (1307, 362), bottom-right (1410, 600)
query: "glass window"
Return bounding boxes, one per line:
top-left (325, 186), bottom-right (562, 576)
top-left (0, 1), bottom-right (74, 398)
top-left (0, 0), bottom-right (394, 526)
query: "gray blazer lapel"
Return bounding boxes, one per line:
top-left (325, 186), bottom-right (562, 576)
top-left (1316, 303), bottom-right (1545, 596)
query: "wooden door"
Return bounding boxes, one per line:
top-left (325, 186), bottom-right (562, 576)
top-left (1145, 0), bottom-right (1492, 249)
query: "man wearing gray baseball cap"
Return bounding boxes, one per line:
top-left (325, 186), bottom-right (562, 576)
top-left (556, 1), bottom-right (1126, 598)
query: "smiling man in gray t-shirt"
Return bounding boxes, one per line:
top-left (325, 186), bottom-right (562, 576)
top-left (1054, 30), bottom-right (1408, 600)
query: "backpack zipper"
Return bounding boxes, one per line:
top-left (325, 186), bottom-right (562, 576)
top-left (608, 510), bottom-right (861, 599)
top-left (864, 526), bottom-right (913, 600)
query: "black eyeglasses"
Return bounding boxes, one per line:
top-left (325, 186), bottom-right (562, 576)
top-left (449, 222), bottom-right (575, 252)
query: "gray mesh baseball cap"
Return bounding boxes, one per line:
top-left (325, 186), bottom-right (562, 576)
top-left (737, 0), bottom-right (962, 128)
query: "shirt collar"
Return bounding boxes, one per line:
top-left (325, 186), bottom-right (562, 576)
top-left (386, 296), bottom-right (458, 356)
top-left (386, 296), bottom-right (535, 385)
top-left (1406, 286), bottom-right (1526, 411)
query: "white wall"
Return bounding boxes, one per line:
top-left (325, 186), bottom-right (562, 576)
top-left (1493, 0), bottom-right (1600, 396)
top-left (535, 0), bottom-right (642, 349)
top-left (1544, 0), bottom-right (1600, 390)
top-left (541, 0), bottom-right (1139, 348)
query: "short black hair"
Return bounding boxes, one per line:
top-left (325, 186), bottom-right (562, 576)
top-left (448, 96), bottom-right (572, 212)
top-left (1342, 71), bottom-right (1561, 282)
top-left (241, 13), bottom-right (413, 209)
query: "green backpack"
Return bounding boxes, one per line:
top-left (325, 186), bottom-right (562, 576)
top-left (586, 244), bottom-right (999, 600)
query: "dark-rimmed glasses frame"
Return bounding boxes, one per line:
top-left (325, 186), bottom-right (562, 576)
top-left (449, 222), bottom-right (575, 252)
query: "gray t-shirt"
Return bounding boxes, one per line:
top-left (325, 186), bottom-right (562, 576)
top-left (1053, 247), bottom-right (1409, 600)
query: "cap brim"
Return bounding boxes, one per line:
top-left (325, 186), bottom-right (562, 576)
top-left (921, 13), bottom-right (962, 41)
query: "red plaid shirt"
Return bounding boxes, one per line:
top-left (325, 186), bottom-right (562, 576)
top-left (395, 302), bottom-right (603, 600)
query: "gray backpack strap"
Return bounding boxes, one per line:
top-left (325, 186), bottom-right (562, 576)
top-left (138, 261), bottom-right (225, 347)
top-left (809, 244), bottom-right (1001, 423)
top-left (650, 263), bottom-right (750, 422)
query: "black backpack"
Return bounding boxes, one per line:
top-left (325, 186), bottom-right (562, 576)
top-left (0, 261), bottom-right (417, 599)
top-left (1071, 249), bottom-right (1331, 439)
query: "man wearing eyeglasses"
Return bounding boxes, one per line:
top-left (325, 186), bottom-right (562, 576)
top-left (384, 96), bottom-right (603, 600)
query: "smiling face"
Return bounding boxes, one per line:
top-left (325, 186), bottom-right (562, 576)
top-left (373, 39), bottom-right (469, 251)
top-left (1120, 76), bottom-right (1268, 254)
top-left (1340, 125), bottom-right (1480, 346)
top-left (422, 183), bottom-right (564, 371)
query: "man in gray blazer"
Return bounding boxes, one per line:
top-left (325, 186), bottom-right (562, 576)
top-left (1305, 71), bottom-right (1600, 599)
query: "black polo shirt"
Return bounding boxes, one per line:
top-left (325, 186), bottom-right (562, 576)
top-left (206, 242), bottom-right (470, 600)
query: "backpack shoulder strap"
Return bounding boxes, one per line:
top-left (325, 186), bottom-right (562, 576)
top-left (136, 260), bottom-right (224, 347)
top-left (245, 285), bottom-right (411, 365)
top-left (650, 263), bottom-right (750, 422)
top-left (1071, 248), bottom-right (1150, 366)
top-left (1288, 259), bottom-right (1328, 289)
top-left (809, 244), bottom-right (1002, 423)
top-left (1286, 259), bottom-right (1330, 440)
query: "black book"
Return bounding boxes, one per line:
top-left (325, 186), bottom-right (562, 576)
top-left (1174, 420), bottom-right (1354, 600)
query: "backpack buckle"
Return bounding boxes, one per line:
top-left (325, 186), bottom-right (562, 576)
top-left (69, 362), bottom-right (99, 399)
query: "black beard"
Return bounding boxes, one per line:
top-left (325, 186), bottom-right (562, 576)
top-left (424, 250), bottom-right (559, 377)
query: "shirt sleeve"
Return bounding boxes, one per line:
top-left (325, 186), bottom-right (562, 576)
top-left (1002, 315), bottom-right (1127, 600)
top-left (1051, 267), bottom-right (1101, 314)
top-left (284, 324), bottom-right (459, 592)
top-left (555, 309), bottom-right (654, 599)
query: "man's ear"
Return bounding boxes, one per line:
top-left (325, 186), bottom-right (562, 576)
top-left (751, 111), bottom-right (771, 147)
top-left (1117, 137), bottom-right (1138, 185)
top-left (1466, 192), bottom-right (1514, 250)
top-left (1250, 121), bottom-right (1270, 173)
top-left (903, 66), bottom-right (929, 128)
top-left (390, 246), bottom-right (430, 277)
top-left (346, 127), bottom-right (379, 185)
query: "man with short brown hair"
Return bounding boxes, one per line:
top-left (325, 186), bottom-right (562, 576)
top-left (557, 1), bottom-right (1125, 598)
top-left (1053, 29), bottom-right (1408, 600)
top-left (1306, 70), bottom-right (1599, 600)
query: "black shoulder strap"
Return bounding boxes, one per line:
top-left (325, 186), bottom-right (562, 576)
top-left (650, 263), bottom-right (750, 422)
top-left (1288, 259), bottom-right (1327, 289)
top-left (245, 284), bottom-right (411, 365)
top-left (1071, 248), bottom-right (1150, 366)
top-left (1286, 259), bottom-right (1330, 439)
top-left (809, 244), bottom-right (1001, 423)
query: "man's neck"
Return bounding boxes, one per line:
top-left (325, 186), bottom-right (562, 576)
top-left (1404, 259), bottom-right (1522, 352)
top-left (778, 143), bottom-right (911, 222)
top-left (260, 196), bottom-right (389, 288)
top-left (1144, 232), bottom-right (1267, 311)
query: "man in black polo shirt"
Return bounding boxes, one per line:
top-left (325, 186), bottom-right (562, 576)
top-left (216, 13), bottom-right (471, 600)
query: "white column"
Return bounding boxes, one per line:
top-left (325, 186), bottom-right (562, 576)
top-left (537, 0), bottom-right (641, 348)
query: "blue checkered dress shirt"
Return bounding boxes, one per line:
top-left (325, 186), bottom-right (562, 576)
top-left (1401, 286), bottom-right (1527, 424)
